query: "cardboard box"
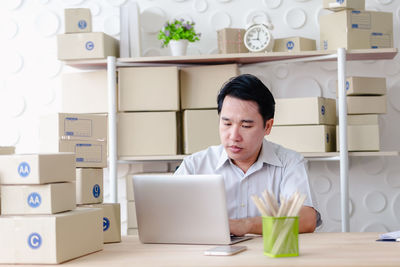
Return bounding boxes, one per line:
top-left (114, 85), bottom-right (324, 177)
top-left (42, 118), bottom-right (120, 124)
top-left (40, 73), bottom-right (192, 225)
top-left (127, 201), bottom-right (137, 229)
top-left (80, 203), bottom-right (121, 243)
top-left (340, 77), bottom-right (386, 96)
top-left (267, 125), bottom-right (336, 152)
top-left (337, 124), bottom-right (379, 151)
top-left (57, 32), bottom-right (119, 60)
top-left (347, 114), bottom-right (379, 125)
top-left (0, 153), bottom-right (75, 185)
top-left (183, 109), bottom-right (220, 154)
top-left (320, 11), bottom-right (393, 50)
top-left (1, 183), bottom-right (76, 215)
top-left (62, 70), bottom-right (109, 113)
top-left (76, 168), bottom-right (103, 205)
top-left (273, 37), bottom-right (316, 52)
top-left (0, 146), bottom-right (15, 155)
top-left (64, 8), bottom-right (92, 33)
top-left (118, 67), bottom-right (179, 111)
top-left (40, 113), bottom-right (107, 142)
top-left (217, 28), bottom-right (249, 54)
top-left (0, 208), bottom-right (103, 264)
top-left (118, 112), bottom-right (179, 156)
top-left (323, 0), bottom-right (365, 11)
top-left (180, 64), bottom-right (239, 109)
top-left (347, 95), bottom-right (387, 114)
top-left (274, 97), bottom-right (336, 126)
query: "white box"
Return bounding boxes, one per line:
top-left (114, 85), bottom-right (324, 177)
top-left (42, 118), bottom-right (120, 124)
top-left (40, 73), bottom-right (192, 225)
top-left (127, 201), bottom-right (137, 229)
top-left (273, 37), bottom-right (316, 52)
top-left (347, 95), bottom-right (387, 114)
top-left (337, 124), bottom-right (380, 151)
top-left (62, 70), bottom-right (109, 113)
top-left (341, 76), bottom-right (386, 96)
top-left (1, 183), bottom-right (76, 215)
top-left (180, 64), bottom-right (239, 109)
top-left (80, 203), bottom-right (121, 244)
top-left (76, 168), bottom-right (103, 205)
top-left (57, 32), bottom-right (119, 60)
top-left (274, 97), bottom-right (336, 125)
top-left (183, 109), bottom-right (220, 154)
top-left (347, 114), bottom-right (379, 125)
top-left (118, 67), bottom-right (180, 111)
top-left (267, 125), bottom-right (336, 152)
top-left (0, 153), bottom-right (75, 185)
top-left (0, 208), bottom-right (103, 264)
top-left (40, 113), bottom-right (107, 141)
top-left (64, 8), bottom-right (92, 33)
top-left (118, 112), bottom-right (179, 156)
top-left (320, 10), bottom-right (393, 50)
top-left (323, 0), bottom-right (365, 11)
top-left (0, 146), bottom-right (14, 155)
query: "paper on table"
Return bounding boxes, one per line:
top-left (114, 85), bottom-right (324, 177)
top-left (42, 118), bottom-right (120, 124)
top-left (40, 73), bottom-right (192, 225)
top-left (379, 230), bottom-right (400, 239)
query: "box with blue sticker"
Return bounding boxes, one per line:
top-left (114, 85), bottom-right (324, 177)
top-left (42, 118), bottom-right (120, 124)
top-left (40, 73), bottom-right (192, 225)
top-left (64, 8), bottom-right (92, 34)
top-left (320, 10), bottom-right (393, 50)
top-left (75, 168), bottom-right (103, 205)
top-left (273, 37), bottom-right (316, 52)
top-left (323, 0), bottom-right (365, 12)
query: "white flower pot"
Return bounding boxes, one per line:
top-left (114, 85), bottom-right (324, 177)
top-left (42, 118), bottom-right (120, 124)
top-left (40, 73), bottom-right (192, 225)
top-left (169, 40), bottom-right (188, 56)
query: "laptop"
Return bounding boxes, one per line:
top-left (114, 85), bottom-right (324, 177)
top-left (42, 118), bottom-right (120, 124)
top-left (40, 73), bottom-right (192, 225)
top-left (132, 174), bottom-right (252, 245)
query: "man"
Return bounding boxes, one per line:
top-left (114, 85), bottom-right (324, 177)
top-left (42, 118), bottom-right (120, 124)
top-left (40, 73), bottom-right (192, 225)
top-left (175, 74), bottom-right (320, 235)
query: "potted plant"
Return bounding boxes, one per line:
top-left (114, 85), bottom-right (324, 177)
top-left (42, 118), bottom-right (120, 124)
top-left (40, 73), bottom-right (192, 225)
top-left (158, 19), bottom-right (201, 56)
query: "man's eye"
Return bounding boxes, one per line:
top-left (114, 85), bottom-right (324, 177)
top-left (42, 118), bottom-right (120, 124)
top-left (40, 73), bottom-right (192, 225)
top-left (242, 125), bottom-right (252, 128)
top-left (224, 123), bottom-right (231, 126)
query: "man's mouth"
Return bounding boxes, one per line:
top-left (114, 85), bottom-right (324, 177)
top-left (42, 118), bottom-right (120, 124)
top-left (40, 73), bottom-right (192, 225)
top-left (228, 145), bottom-right (242, 153)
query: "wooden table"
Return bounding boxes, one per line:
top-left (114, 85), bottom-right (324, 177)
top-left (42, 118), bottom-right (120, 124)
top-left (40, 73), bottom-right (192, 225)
top-left (8, 232), bottom-right (400, 266)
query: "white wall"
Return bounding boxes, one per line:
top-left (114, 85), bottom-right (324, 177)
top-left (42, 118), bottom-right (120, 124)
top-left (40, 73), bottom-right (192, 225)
top-left (1, 0), bottom-right (400, 234)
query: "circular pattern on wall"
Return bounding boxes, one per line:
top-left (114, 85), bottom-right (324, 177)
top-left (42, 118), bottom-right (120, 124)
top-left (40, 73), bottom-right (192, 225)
top-left (327, 78), bottom-right (337, 97)
top-left (38, 0), bottom-right (50, 4)
top-left (4, 52), bottom-right (24, 74)
top-left (375, 0), bottom-right (393, 5)
top-left (326, 193), bottom-right (354, 222)
top-left (34, 11), bottom-right (60, 37)
top-left (62, 0), bottom-right (85, 5)
top-left (86, 2), bottom-right (101, 16)
top-left (385, 169), bottom-right (400, 188)
top-left (216, 0), bottom-right (231, 2)
top-left (383, 60), bottom-right (400, 76)
top-left (105, 0), bottom-right (127, 6)
top-left (0, 92), bottom-right (26, 118)
top-left (263, 0), bottom-right (282, 9)
top-left (360, 157), bottom-right (385, 175)
top-left (393, 193), bottom-right (400, 223)
top-left (141, 7), bottom-right (167, 33)
top-left (42, 57), bottom-right (63, 78)
top-left (193, 0), bottom-right (208, 13)
top-left (312, 176), bottom-right (332, 194)
top-left (210, 11), bottom-right (231, 31)
top-left (0, 125), bottom-right (20, 146)
top-left (364, 191), bottom-right (387, 213)
top-left (6, 0), bottom-right (24, 10)
top-left (320, 62), bottom-right (337, 72)
top-left (1, 19), bottom-right (19, 40)
top-left (245, 10), bottom-right (270, 27)
top-left (361, 222), bottom-right (389, 232)
top-left (104, 15), bottom-right (120, 36)
top-left (39, 86), bottom-right (56, 105)
top-left (283, 77), bottom-right (321, 98)
top-left (172, 14), bottom-right (193, 23)
top-left (285, 8), bottom-right (307, 29)
top-left (272, 64), bottom-right (289, 79)
top-left (388, 84), bottom-right (400, 112)
top-left (143, 48), bottom-right (161, 57)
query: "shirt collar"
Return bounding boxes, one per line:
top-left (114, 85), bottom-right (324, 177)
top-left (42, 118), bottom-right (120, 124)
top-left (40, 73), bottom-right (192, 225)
top-left (216, 139), bottom-right (283, 170)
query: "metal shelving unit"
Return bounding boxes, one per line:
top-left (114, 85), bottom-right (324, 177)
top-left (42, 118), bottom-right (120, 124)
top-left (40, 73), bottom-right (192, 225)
top-left (67, 48), bottom-right (398, 232)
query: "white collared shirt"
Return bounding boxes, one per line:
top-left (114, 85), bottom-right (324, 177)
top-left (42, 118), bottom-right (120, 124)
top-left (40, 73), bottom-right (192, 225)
top-left (175, 139), bottom-right (318, 220)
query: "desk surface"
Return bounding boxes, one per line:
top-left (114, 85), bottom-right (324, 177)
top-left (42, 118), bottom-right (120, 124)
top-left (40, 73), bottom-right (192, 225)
top-left (10, 232), bottom-right (400, 266)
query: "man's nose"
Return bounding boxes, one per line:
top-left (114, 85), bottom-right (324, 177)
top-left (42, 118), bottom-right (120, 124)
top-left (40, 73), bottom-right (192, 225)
top-left (230, 125), bottom-right (242, 141)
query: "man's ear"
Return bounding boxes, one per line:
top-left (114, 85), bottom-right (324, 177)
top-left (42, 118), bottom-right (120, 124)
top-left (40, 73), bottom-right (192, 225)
top-left (264, 118), bottom-right (274, 135)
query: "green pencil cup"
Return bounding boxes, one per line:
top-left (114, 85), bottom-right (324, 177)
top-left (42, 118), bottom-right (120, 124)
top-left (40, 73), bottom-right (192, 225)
top-left (262, 216), bottom-right (299, 257)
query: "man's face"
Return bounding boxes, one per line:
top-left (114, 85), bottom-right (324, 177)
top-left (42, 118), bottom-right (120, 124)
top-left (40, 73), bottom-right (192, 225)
top-left (219, 95), bottom-right (273, 170)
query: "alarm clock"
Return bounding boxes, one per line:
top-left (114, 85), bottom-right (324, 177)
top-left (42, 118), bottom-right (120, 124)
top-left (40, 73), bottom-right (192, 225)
top-left (244, 23), bottom-right (274, 53)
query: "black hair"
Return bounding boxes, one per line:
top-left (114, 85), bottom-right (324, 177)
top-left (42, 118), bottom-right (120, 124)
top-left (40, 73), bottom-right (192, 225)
top-left (217, 74), bottom-right (275, 125)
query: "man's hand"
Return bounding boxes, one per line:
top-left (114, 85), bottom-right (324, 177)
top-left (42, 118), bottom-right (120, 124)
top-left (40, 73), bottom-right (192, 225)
top-left (229, 217), bottom-right (262, 236)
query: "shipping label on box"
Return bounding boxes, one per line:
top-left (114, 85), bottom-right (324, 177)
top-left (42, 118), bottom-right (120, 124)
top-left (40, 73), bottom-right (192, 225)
top-left (64, 8), bottom-right (92, 33)
top-left (1, 183), bottom-right (76, 215)
top-left (180, 64), bottom-right (239, 109)
top-left (118, 112), bottom-right (179, 157)
top-left (61, 71), bottom-right (109, 113)
top-left (118, 67), bottom-right (179, 112)
top-left (0, 153), bottom-right (75, 185)
top-left (274, 97), bottom-right (336, 126)
top-left (347, 95), bottom-right (387, 114)
top-left (0, 208), bottom-right (103, 264)
top-left (337, 124), bottom-right (379, 151)
top-left (340, 77), bottom-right (386, 96)
top-left (320, 10), bottom-right (393, 50)
top-left (217, 28), bottom-right (249, 54)
top-left (80, 203), bottom-right (121, 243)
top-left (323, 0), bottom-right (365, 11)
top-left (0, 146), bottom-right (15, 155)
top-left (267, 125), bottom-right (336, 152)
top-left (183, 109), bottom-right (220, 154)
top-left (76, 168), bottom-right (103, 205)
top-left (57, 32), bottom-right (119, 60)
top-left (273, 37), bottom-right (316, 52)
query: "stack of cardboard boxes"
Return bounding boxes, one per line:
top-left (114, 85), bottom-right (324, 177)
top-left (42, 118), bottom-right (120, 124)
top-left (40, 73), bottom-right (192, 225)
top-left (267, 97), bottom-right (337, 152)
top-left (337, 77), bottom-right (386, 151)
top-left (57, 8), bottom-right (119, 61)
top-left (320, 0), bottom-right (393, 50)
top-left (0, 153), bottom-right (103, 264)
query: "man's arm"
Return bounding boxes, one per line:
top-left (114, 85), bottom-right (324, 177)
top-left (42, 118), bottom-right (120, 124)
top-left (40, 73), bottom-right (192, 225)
top-left (229, 206), bottom-right (317, 236)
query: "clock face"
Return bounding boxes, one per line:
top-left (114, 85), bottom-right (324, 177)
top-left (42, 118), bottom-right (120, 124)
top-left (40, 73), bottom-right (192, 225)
top-left (244, 25), bottom-right (272, 52)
